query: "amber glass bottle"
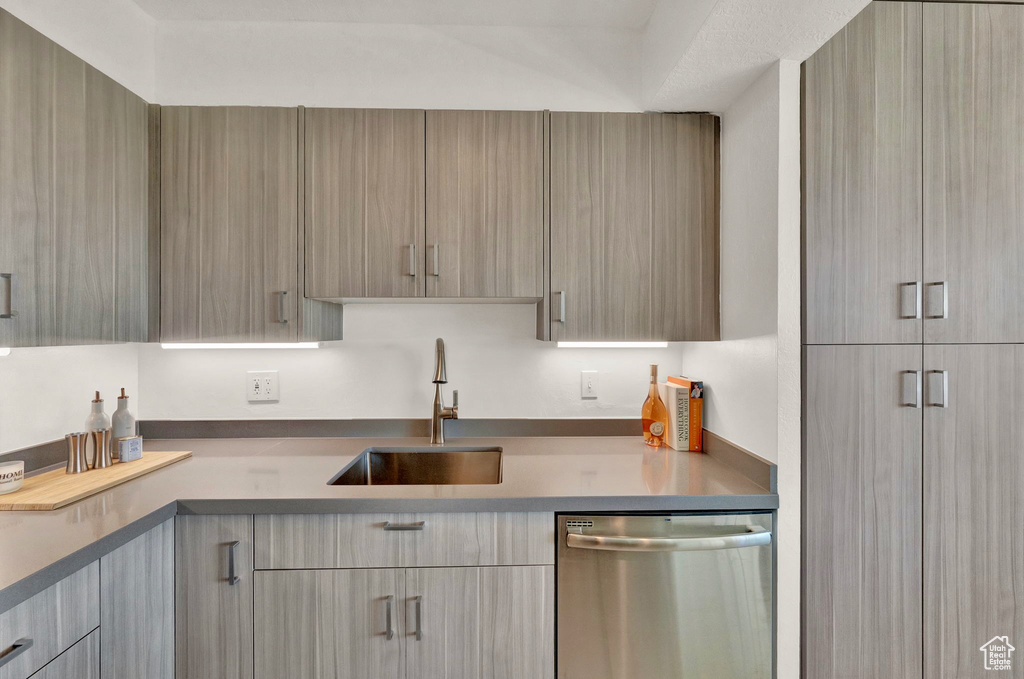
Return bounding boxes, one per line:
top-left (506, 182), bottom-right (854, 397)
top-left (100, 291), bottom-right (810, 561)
top-left (641, 364), bottom-right (669, 447)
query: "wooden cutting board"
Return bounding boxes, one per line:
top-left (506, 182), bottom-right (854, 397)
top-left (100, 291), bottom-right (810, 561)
top-left (0, 451), bottom-right (192, 511)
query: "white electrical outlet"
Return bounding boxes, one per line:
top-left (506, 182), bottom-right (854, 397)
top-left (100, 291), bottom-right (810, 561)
top-left (581, 370), bottom-right (599, 399)
top-left (247, 371), bottom-right (279, 402)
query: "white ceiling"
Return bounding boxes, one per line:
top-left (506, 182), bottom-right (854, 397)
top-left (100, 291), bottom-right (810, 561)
top-left (129, 0), bottom-right (661, 29)
top-left (648, 0), bottom-right (871, 111)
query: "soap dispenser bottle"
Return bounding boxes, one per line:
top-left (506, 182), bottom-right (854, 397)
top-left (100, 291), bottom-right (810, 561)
top-left (110, 388), bottom-right (136, 459)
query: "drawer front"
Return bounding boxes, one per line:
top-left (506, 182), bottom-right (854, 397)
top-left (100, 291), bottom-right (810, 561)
top-left (255, 513), bottom-right (554, 570)
top-left (28, 630), bottom-right (98, 679)
top-left (0, 563), bottom-right (99, 679)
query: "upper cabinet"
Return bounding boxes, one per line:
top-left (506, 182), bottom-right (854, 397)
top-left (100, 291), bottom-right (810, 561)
top-left (304, 109), bottom-right (546, 303)
top-left (426, 110), bottom-right (545, 299)
top-left (923, 3), bottom-right (1024, 344)
top-left (802, 2), bottom-right (922, 345)
top-left (804, 1), bottom-right (1024, 346)
top-left (160, 106), bottom-right (342, 342)
top-left (305, 108), bottom-right (426, 299)
top-left (549, 112), bottom-right (719, 342)
top-left (0, 9), bottom-right (149, 348)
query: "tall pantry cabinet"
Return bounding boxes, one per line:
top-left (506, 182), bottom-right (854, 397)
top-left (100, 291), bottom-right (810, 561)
top-left (803, 3), bottom-right (1024, 678)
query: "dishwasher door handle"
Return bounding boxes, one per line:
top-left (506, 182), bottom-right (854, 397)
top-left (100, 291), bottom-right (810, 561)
top-left (566, 526), bottom-right (771, 552)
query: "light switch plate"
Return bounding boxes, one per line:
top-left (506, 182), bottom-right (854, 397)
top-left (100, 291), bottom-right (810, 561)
top-left (247, 371), bottom-right (279, 402)
top-left (581, 370), bottom-right (599, 399)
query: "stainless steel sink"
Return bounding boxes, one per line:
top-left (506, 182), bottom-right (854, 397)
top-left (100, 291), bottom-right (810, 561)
top-left (329, 447), bottom-right (503, 486)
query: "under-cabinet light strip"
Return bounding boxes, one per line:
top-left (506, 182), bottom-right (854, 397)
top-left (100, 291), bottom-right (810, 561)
top-left (556, 341), bottom-right (668, 349)
top-left (160, 343), bottom-right (321, 350)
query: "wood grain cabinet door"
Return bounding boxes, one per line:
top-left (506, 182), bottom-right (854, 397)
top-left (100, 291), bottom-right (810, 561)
top-left (52, 55), bottom-right (149, 345)
top-left (405, 566), bottom-right (554, 679)
top-left (924, 4), bottom-right (1024, 343)
top-left (29, 630), bottom-right (99, 679)
top-left (254, 569), bottom-right (404, 679)
top-left (924, 345), bottom-right (1024, 678)
top-left (305, 108), bottom-right (426, 299)
top-left (161, 107), bottom-right (299, 342)
top-left (0, 9), bottom-right (148, 347)
top-left (100, 520), bottom-right (174, 679)
top-left (0, 10), bottom-right (54, 348)
top-left (802, 344), bottom-right (923, 679)
top-left (550, 112), bottom-right (718, 341)
top-left (175, 515), bottom-right (254, 679)
top-left (426, 110), bottom-right (545, 299)
top-left (802, 2), bottom-right (923, 345)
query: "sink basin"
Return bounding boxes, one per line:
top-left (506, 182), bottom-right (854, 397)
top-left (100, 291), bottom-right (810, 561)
top-left (329, 447), bottom-right (503, 486)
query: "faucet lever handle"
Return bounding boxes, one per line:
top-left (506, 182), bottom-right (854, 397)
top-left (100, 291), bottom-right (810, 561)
top-left (452, 390), bottom-right (458, 409)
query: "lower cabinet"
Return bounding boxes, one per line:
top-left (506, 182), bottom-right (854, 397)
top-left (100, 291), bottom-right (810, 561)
top-left (804, 344), bottom-right (1024, 679)
top-left (924, 345), bottom-right (1024, 678)
top-left (99, 520), bottom-right (174, 679)
top-left (255, 568), bottom-right (404, 678)
top-left (29, 630), bottom-right (99, 679)
top-left (0, 563), bottom-right (98, 679)
top-left (254, 565), bottom-right (554, 679)
top-left (175, 515), bottom-right (254, 679)
top-left (407, 566), bottom-right (554, 679)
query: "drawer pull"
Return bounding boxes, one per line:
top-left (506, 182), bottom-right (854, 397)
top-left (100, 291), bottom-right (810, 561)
top-left (413, 595), bottom-right (423, 641)
top-left (901, 370), bottom-right (922, 408)
top-left (0, 638), bottom-right (33, 668)
top-left (926, 281), bottom-right (948, 319)
top-left (0, 273), bottom-right (15, 319)
top-left (227, 540), bottom-right (240, 585)
top-left (385, 595), bottom-right (395, 640)
top-left (899, 281), bottom-right (921, 319)
top-left (275, 291), bottom-right (289, 324)
top-left (382, 521), bottom-right (425, 532)
top-left (927, 370), bottom-right (948, 408)
top-left (406, 243), bottom-right (417, 277)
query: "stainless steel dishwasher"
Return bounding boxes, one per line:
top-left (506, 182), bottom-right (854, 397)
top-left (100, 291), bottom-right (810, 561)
top-left (557, 513), bottom-right (773, 678)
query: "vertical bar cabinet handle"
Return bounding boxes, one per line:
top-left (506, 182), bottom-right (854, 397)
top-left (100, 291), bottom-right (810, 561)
top-left (926, 282), bottom-right (948, 319)
top-left (385, 595), bottom-right (395, 640)
top-left (899, 282), bottom-right (921, 319)
top-left (431, 244), bottom-right (440, 277)
top-left (406, 244), bottom-right (417, 277)
top-left (552, 291), bottom-right (566, 323)
top-left (227, 540), bottom-right (240, 585)
top-left (0, 638), bottom-right (33, 668)
top-left (927, 370), bottom-right (948, 408)
top-left (414, 595), bottom-right (423, 641)
top-left (901, 370), bottom-right (921, 408)
top-left (0, 273), bottom-right (15, 319)
top-left (275, 291), bottom-right (288, 324)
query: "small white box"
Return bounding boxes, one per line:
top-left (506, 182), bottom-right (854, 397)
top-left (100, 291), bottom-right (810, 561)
top-left (117, 436), bottom-right (144, 462)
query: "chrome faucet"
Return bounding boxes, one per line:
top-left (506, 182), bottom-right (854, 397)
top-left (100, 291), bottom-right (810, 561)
top-left (430, 338), bottom-right (458, 444)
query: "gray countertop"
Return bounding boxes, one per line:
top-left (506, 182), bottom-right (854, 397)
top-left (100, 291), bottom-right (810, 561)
top-left (0, 435), bottom-right (776, 612)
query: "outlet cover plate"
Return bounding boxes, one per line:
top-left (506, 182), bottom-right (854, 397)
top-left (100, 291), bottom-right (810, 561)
top-left (581, 370), bottom-right (599, 399)
top-left (247, 370), bottom-right (279, 402)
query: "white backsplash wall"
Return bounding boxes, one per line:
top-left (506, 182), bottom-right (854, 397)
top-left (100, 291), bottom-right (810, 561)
top-left (0, 344), bottom-right (140, 454)
top-left (137, 304), bottom-right (682, 421)
top-left (677, 62), bottom-right (785, 459)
